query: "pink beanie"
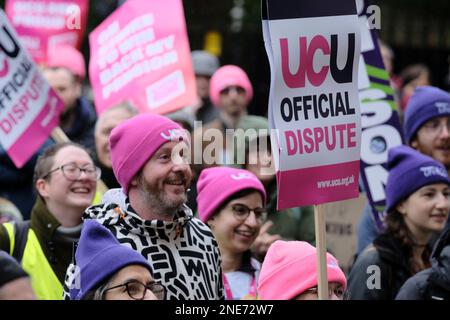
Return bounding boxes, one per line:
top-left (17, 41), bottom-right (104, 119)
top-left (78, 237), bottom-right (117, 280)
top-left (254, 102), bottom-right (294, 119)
top-left (109, 113), bottom-right (188, 194)
top-left (209, 65), bottom-right (253, 107)
top-left (46, 45), bottom-right (86, 80)
top-left (258, 240), bottom-right (347, 300)
top-left (197, 167), bottom-right (266, 222)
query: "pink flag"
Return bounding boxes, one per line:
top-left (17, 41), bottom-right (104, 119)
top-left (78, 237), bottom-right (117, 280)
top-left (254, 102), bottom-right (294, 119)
top-left (89, 0), bottom-right (196, 115)
top-left (5, 0), bottom-right (88, 64)
top-left (0, 10), bottom-right (64, 168)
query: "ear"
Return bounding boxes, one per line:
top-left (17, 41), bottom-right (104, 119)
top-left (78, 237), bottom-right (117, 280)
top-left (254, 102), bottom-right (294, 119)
top-left (35, 178), bottom-right (50, 199)
top-left (396, 201), bottom-right (407, 215)
top-left (410, 138), bottom-right (418, 149)
top-left (206, 216), bottom-right (216, 230)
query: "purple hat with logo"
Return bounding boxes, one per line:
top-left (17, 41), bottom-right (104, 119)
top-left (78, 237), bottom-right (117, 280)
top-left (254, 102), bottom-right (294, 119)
top-left (404, 86), bottom-right (450, 144)
top-left (71, 220), bottom-right (152, 300)
top-left (385, 145), bottom-right (450, 213)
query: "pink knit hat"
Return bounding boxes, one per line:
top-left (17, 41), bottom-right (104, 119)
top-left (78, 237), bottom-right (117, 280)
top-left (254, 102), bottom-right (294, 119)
top-left (196, 167), bottom-right (266, 222)
top-left (258, 240), bottom-right (347, 300)
top-left (209, 65), bottom-right (253, 107)
top-left (109, 113), bottom-right (188, 194)
top-left (46, 45), bottom-right (86, 80)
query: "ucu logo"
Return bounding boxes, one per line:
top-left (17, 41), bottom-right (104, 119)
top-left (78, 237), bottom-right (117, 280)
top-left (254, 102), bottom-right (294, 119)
top-left (435, 102), bottom-right (450, 114)
top-left (160, 128), bottom-right (186, 141)
top-left (327, 259), bottom-right (339, 269)
top-left (280, 33), bottom-right (355, 88)
top-left (420, 166), bottom-right (447, 178)
top-left (230, 172), bottom-right (256, 181)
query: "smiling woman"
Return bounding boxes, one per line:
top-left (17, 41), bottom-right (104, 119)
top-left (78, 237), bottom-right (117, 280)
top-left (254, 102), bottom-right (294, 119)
top-left (197, 166), bottom-right (267, 300)
top-left (348, 145), bottom-right (450, 300)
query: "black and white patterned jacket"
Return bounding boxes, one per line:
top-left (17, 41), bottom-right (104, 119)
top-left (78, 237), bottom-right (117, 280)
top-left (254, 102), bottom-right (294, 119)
top-left (63, 189), bottom-right (224, 300)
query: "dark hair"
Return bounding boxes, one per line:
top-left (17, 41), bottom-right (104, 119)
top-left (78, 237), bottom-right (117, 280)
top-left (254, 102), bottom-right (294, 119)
top-left (33, 142), bottom-right (92, 201)
top-left (384, 209), bottom-right (431, 275)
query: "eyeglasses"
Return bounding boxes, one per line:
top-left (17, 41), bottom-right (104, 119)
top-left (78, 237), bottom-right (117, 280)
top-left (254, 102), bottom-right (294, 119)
top-left (421, 118), bottom-right (450, 135)
top-left (41, 163), bottom-right (101, 181)
top-left (103, 280), bottom-right (166, 300)
top-left (304, 286), bottom-right (346, 300)
top-left (220, 85), bottom-right (246, 95)
top-left (230, 203), bottom-right (267, 223)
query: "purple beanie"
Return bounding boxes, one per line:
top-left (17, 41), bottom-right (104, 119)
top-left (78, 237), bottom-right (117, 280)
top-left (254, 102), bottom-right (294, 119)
top-left (403, 86), bottom-right (450, 144)
top-left (196, 167), bottom-right (266, 222)
top-left (109, 113), bottom-right (188, 194)
top-left (71, 220), bottom-right (152, 300)
top-left (385, 145), bottom-right (450, 213)
top-left (209, 65), bottom-right (253, 107)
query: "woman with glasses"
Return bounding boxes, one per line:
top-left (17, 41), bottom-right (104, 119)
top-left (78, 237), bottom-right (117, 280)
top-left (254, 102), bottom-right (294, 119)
top-left (0, 142), bottom-right (99, 299)
top-left (71, 220), bottom-right (165, 300)
top-left (197, 167), bottom-right (267, 300)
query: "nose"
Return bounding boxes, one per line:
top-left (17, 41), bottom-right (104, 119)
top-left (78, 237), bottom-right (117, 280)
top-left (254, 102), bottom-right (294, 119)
top-left (436, 193), bottom-right (450, 211)
top-left (439, 123), bottom-right (450, 138)
top-left (143, 290), bottom-right (159, 301)
top-left (244, 211), bottom-right (260, 228)
top-left (330, 292), bottom-right (341, 300)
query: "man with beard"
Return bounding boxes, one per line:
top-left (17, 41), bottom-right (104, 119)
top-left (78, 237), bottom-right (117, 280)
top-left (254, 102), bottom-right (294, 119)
top-left (42, 45), bottom-right (97, 154)
top-left (357, 86), bottom-right (450, 254)
top-left (63, 114), bottom-right (224, 300)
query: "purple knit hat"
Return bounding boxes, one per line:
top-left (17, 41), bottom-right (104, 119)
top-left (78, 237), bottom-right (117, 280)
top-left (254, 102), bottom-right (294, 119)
top-left (71, 220), bottom-right (152, 300)
top-left (109, 113), bottom-right (188, 194)
top-left (385, 145), bottom-right (450, 213)
top-left (196, 167), bottom-right (266, 222)
top-left (403, 86), bottom-right (450, 144)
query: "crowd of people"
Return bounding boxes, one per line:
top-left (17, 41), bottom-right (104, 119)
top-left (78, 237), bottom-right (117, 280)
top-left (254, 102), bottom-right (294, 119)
top-left (1, 19), bottom-right (450, 300)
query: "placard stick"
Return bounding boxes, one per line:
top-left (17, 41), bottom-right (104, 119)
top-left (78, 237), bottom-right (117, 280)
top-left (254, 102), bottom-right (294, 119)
top-left (314, 204), bottom-right (328, 300)
top-left (51, 127), bottom-right (108, 194)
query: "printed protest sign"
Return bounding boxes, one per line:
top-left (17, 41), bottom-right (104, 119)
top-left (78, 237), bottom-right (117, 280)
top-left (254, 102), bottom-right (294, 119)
top-left (89, 0), bottom-right (196, 115)
top-left (0, 9), bottom-right (63, 168)
top-left (356, 0), bottom-right (403, 230)
top-left (5, 0), bottom-right (88, 64)
top-left (264, 0), bottom-right (362, 210)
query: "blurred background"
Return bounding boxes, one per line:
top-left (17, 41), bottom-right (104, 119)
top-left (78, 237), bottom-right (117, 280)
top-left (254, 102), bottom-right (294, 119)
top-left (2, 0), bottom-right (449, 116)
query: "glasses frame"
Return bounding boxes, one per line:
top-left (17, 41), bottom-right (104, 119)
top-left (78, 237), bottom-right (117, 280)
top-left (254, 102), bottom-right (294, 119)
top-left (103, 280), bottom-right (166, 300)
top-left (41, 163), bottom-right (101, 181)
top-left (230, 203), bottom-right (267, 223)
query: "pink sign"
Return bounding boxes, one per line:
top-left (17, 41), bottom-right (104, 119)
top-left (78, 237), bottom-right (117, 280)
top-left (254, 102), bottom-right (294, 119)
top-left (0, 10), bottom-right (64, 168)
top-left (89, 0), bottom-right (196, 115)
top-left (263, 1), bottom-right (362, 209)
top-left (5, 0), bottom-right (88, 64)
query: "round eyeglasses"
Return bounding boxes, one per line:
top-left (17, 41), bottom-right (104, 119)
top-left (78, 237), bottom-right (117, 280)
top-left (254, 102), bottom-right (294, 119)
top-left (103, 280), bottom-right (166, 300)
top-left (41, 163), bottom-right (101, 181)
top-left (230, 203), bottom-right (267, 223)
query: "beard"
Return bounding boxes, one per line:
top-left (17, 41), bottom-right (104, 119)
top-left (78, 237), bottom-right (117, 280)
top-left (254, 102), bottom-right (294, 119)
top-left (137, 175), bottom-right (187, 219)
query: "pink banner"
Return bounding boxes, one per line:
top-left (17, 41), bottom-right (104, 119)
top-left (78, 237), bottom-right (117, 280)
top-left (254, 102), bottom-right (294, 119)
top-left (5, 0), bottom-right (88, 64)
top-left (277, 161), bottom-right (360, 208)
top-left (89, 0), bottom-right (196, 115)
top-left (0, 10), bottom-right (64, 168)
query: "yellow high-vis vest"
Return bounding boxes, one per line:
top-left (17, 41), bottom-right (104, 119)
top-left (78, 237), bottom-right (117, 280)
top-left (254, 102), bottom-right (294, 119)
top-left (4, 222), bottom-right (63, 300)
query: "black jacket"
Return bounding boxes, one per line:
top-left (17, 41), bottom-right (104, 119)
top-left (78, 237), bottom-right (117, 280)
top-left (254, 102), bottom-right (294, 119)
top-left (347, 232), bottom-right (416, 300)
top-left (396, 226), bottom-right (450, 300)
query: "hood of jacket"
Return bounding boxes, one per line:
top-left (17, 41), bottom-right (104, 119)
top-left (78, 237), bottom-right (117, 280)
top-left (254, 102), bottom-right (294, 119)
top-left (429, 226), bottom-right (450, 289)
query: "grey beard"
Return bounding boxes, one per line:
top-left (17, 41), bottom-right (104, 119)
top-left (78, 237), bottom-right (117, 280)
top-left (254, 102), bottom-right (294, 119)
top-left (139, 184), bottom-right (186, 219)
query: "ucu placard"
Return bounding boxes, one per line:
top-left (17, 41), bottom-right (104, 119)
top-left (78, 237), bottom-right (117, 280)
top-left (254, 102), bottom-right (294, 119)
top-left (265, 0), bottom-right (361, 208)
